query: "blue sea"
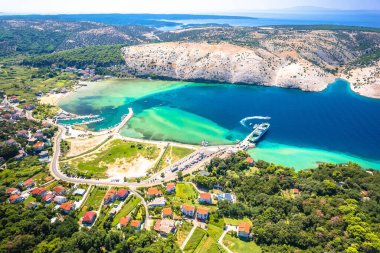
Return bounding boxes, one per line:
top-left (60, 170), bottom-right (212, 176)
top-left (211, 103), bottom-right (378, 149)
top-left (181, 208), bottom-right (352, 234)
top-left (59, 79), bottom-right (380, 170)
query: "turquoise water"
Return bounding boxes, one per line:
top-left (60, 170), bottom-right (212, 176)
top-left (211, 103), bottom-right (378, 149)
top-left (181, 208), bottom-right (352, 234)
top-left (59, 78), bottom-right (380, 170)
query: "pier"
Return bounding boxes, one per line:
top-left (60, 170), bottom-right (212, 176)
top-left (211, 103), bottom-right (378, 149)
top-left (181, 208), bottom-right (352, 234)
top-left (236, 123), bottom-right (270, 151)
top-left (113, 108), bottom-right (134, 134)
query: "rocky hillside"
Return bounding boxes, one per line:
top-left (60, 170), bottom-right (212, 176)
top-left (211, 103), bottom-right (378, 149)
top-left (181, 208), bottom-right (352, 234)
top-left (122, 27), bottom-right (380, 97)
top-left (122, 42), bottom-right (335, 91)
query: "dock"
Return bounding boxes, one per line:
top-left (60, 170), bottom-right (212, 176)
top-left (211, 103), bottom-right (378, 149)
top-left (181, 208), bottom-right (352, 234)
top-left (113, 108), bottom-right (134, 134)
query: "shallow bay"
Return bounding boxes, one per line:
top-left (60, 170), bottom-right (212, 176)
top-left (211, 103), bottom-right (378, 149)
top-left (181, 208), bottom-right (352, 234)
top-left (59, 78), bottom-right (380, 170)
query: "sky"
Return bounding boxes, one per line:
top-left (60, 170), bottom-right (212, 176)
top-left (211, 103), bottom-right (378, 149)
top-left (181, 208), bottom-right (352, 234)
top-left (0, 0), bottom-right (380, 14)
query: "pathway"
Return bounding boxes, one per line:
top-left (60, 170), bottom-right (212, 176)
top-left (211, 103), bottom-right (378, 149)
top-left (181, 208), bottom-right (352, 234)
top-left (180, 220), bottom-right (198, 250)
top-left (217, 225), bottom-right (238, 253)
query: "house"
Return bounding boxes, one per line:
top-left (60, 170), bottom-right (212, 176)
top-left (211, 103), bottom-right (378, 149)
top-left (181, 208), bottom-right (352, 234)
top-left (53, 186), bottom-right (66, 196)
top-left (166, 183), bottom-right (176, 194)
top-left (119, 216), bottom-right (131, 227)
top-left (117, 189), bottom-right (129, 200)
top-left (238, 222), bottom-right (252, 239)
top-left (73, 188), bottom-right (86, 196)
top-left (148, 197), bottom-right (166, 208)
top-left (199, 171), bottom-right (210, 177)
top-left (293, 189), bottom-right (301, 195)
top-left (8, 194), bottom-right (24, 204)
top-left (162, 207), bottom-right (173, 218)
top-left (33, 141), bottom-right (45, 151)
top-left (39, 151), bottom-right (49, 159)
top-left (147, 187), bottom-right (162, 198)
top-left (15, 150), bottom-right (26, 160)
top-left (28, 138), bottom-right (37, 145)
top-left (246, 157), bottom-right (254, 167)
top-left (31, 187), bottom-right (47, 197)
top-left (130, 220), bottom-right (141, 230)
top-left (26, 202), bottom-right (38, 209)
top-left (154, 219), bottom-right (176, 236)
top-left (54, 196), bottom-right (67, 204)
top-left (16, 130), bottom-right (28, 138)
top-left (33, 132), bottom-right (43, 140)
top-left (60, 202), bottom-right (74, 214)
top-left (42, 193), bottom-right (54, 203)
top-left (196, 207), bottom-right (210, 220)
top-left (6, 139), bottom-right (16, 145)
top-left (22, 178), bottom-right (35, 188)
top-left (9, 96), bottom-right (19, 103)
top-left (6, 187), bottom-right (20, 195)
top-left (23, 104), bottom-right (36, 111)
top-left (181, 204), bottom-right (195, 217)
top-left (218, 193), bottom-right (236, 203)
top-left (198, 192), bottom-right (212, 204)
top-left (82, 211), bottom-right (97, 225)
top-left (104, 189), bottom-right (117, 204)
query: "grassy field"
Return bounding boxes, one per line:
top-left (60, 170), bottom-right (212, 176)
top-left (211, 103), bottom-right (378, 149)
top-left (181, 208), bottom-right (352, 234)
top-left (62, 139), bottom-right (160, 178)
top-left (223, 234), bottom-right (261, 253)
top-left (155, 145), bottom-right (194, 172)
top-left (176, 221), bottom-right (193, 247)
top-left (224, 217), bottom-right (252, 226)
top-left (78, 186), bottom-right (107, 217)
top-left (195, 224), bottom-right (226, 253)
top-left (184, 227), bottom-right (207, 253)
top-left (111, 195), bottom-right (141, 226)
top-left (168, 182), bottom-right (198, 207)
top-left (0, 65), bottom-right (76, 103)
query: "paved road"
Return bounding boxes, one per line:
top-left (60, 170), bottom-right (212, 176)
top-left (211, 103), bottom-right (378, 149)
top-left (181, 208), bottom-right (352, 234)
top-left (217, 225), bottom-right (238, 253)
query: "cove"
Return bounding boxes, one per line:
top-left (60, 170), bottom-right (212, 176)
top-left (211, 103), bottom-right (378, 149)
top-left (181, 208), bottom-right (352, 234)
top-left (59, 78), bottom-right (380, 170)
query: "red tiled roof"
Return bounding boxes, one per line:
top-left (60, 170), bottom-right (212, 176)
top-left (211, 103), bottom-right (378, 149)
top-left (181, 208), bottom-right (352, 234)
top-left (293, 189), bottom-right (301, 194)
top-left (54, 186), bottom-right (65, 194)
top-left (166, 183), bottom-right (175, 191)
top-left (147, 187), bottom-right (162, 196)
top-left (200, 192), bottom-right (211, 199)
top-left (162, 207), bottom-right (172, 216)
top-left (104, 189), bottom-right (116, 199)
top-left (42, 193), bottom-right (54, 202)
top-left (23, 178), bottom-right (34, 186)
top-left (83, 211), bottom-right (96, 222)
top-left (33, 141), bottom-right (44, 148)
top-left (119, 216), bottom-right (131, 226)
top-left (196, 207), bottom-right (209, 215)
top-left (117, 189), bottom-right (128, 197)
top-left (31, 187), bottom-right (47, 196)
top-left (238, 222), bottom-right (251, 233)
top-left (6, 187), bottom-right (18, 194)
top-left (182, 204), bottom-right (195, 211)
top-left (60, 202), bottom-right (73, 211)
top-left (130, 220), bottom-right (140, 228)
top-left (246, 157), bottom-right (254, 163)
top-left (9, 194), bottom-right (22, 203)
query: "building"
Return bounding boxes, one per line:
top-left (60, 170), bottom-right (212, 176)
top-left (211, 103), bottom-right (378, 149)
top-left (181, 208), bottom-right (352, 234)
top-left (147, 187), bottom-right (162, 198)
top-left (293, 189), bottom-right (301, 195)
top-left (148, 197), bottom-right (166, 208)
top-left (22, 178), bottom-right (35, 188)
top-left (42, 193), bottom-right (54, 203)
top-left (28, 138), bottom-right (37, 145)
top-left (198, 192), bottom-right (212, 204)
top-left (130, 220), bottom-right (141, 230)
top-left (33, 132), bottom-right (43, 140)
top-left (31, 187), bottom-right (47, 197)
top-left (8, 194), bottom-right (24, 204)
top-left (26, 202), bottom-right (38, 209)
top-left (60, 202), bottom-right (74, 214)
top-left (82, 211), bottom-right (97, 225)
top-left (54, 196), bottom-right (67, 204)
top-left (6, 187), bottom-right (20, 195)
top-left (162, 207), bottom-right (173, 218)
top-left (217, 193), bottom-right (236, 203)
top-left (33, 141), bottom-right (45, 151)
top-left (181, 204), bottom-right (195, 217)
top-left (246, 157), bottom-right (254, 167)
top-left (238, 222), bottom-right (251, 239)
top-left (73, 188), bottom-right (86, 196)
top-left (53, 186), bottom-right (66, 196)
top-left (23, 104), bottom-right (36, 111)
top-left (117, 189), bottom-right (129, 200)
top-left (16, 130), bottom-right (28, 138)
top-left (39, 151), bottom-right (49, 159)
top-left (166, 183), bottom-right (176, 194)
top-left (196, 207), bottom-right (210, 220)
top-left (154, 219), bottom-right (176, 236)
top-left (119, 216), bottom-right (131, 227)
top-left (6, 139), bottom-right (16, 145)
top-left (104, 189), bottom-right (117, 204)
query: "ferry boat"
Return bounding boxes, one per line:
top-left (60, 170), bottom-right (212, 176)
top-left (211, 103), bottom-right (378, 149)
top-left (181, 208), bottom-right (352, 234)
top-left (248, 123), bottom-right (270, 143)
